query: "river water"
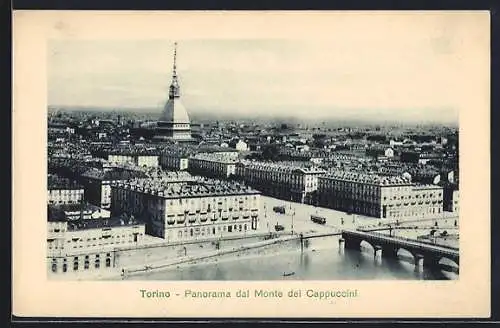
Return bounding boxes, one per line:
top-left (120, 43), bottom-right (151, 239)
top-left (126, 236), bottom-right (458, 281)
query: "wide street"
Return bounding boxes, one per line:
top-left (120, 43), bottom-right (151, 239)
top-left (258, 195), bottom-right (459, 237)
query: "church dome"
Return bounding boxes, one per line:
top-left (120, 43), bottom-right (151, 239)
top-left (159, 98), bottom-right (190, 124)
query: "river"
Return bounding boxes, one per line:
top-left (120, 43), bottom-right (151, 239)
top-left (125, 235), bottom-right (458, 281)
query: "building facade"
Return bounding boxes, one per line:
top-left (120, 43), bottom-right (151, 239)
top-left (110, 177), bottom-right (261, 243)
top-left (81, 169), bottom-right (147, 209)
top-left (235, 160), bottom-right (326, 204)
top-left (47, 212), bottom-right (146, 275)
top-left (317, 171), bottom-right (444, 219)
top-left (188, 152), bottom-right (238, 179)
top-left (106, 152), bottom-right (160, 168)
top-left (235, 140), bottom-right (248, 152)
top-left (48, 175), bottom-right (84, 205)
top-left (160, 150), bottom-right (190, 171)
top-left (366, 145), bottom-right (394, 159)
top-left (443, 184), bottom-right (460, 213)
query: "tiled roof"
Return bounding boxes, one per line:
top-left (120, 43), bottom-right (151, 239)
top-left (112, 177), bottom-right (260, 198)
top-left (81, 168), bottom-right (148, 181)
top-left (47, 175), bottom-right (84, 190)
top-left (320, 170), bottom-right (411, 186)
top-left (238, 160), bottom-right (325, 174)
top-left (47, 203), bottom-right (102, 222)
top-left (190, 152), bottom-right (239, 163)
top-left (66, 216), bottom-right (144, 231)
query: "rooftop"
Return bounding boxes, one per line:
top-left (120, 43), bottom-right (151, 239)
top-left (191, 152), bottom-right (239, 163)
top-left (47, 175), bottom-right (84, 190)
top-left (238, 160), bottom-right (326, 174)
top-left (320, 170), bottom-right (412, 186)
top-left (112, 177), bottom-right (260, 198)
top-left (81, 168), bottom-right (148, 181)
top-left (66, 216), bottom-right (144, 231)
top-left (47, 203), bottom-right (106, 222)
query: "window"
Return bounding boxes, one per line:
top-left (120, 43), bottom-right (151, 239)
top-left (106, 258), bottom-right (111, 267)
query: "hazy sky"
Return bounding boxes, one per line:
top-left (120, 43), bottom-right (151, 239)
top-left (48, 18), bottom-right (480, 123)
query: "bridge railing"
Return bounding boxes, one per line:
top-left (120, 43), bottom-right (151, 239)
top-left (343, 230), bottom-right (459, 252)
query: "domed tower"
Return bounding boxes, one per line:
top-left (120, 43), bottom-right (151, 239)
top-left (154, 42), bottom-right (192, 142)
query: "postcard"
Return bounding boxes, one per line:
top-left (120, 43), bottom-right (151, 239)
top-left (12, 10), bottom-right (490, 318)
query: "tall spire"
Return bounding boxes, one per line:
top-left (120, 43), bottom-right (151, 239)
top-left (169, 42), bottom-right (180, 99)
top-left (172, 42), bottom-right (177, 77)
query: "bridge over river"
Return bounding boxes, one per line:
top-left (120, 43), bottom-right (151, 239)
top-left (339, 229), bottom-right (459, 270)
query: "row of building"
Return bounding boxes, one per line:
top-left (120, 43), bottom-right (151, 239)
top-left (316, 171), bottom-right (446, 219)
top-left (49, 152), bottom-right (459, 220)
top-left (47, 208), bottom-right (146, 274)
top-left (46, 173), bottom-right (262, 274)
top-left (110, 176), bottom-right (260, 243)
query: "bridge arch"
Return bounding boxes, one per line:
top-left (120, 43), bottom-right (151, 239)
top-left (436, 256), bottom-right (459, 269)
top-left (359, 240), bottom-right (376, 253)
top-left (397, 248), bottom-right (417, 262)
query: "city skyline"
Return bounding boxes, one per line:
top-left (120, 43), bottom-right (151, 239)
top-left (49, 26), bottom-right (471, 124)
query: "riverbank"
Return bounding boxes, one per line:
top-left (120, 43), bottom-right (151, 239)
top-left (49, 208), bottom-right (459, 281)
top-left (122, 235), bottom-right (301, 278)
top-left (126, 234), bottom-right (458, 281)
top-left (50, 234), bottom-right (301, 281)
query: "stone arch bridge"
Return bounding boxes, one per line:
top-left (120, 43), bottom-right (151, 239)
top-left (340, 229), bottom-right (459, 269)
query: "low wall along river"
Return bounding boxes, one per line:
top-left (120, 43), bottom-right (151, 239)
top-left (121, 234), bottom-right (306, 277)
